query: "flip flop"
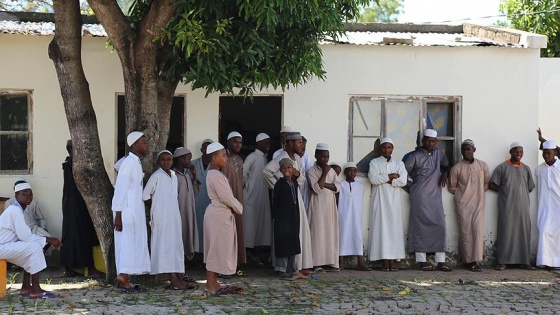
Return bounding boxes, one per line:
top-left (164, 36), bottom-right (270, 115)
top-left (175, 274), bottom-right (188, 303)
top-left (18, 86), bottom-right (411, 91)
top-left (181, 274), bottom-right (194, 282)
top-left (495, 264), bottom-right (507, 271)
top-left (168, 283), bottom-right (195, 290)
top-left (420, 264), bottom-right (434, 271)
top-left (280, 275), bottom-right (295, 281)
top-left (222, 285), bottom-right (243, 294)
top-left (314, 267), bottom-right (326, 274)
top-left (29, 291), bottom-right (57, 299)
top-left (19, 292), bottom-right (29, 297)
top-left (436, 264), bottom-right (453, 272)
top-left (132, 284), bottom-right (149, 292)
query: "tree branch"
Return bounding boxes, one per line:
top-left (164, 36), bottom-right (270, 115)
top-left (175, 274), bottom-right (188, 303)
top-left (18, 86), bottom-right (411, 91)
top-left (87, 0), bottom-right (133, 51)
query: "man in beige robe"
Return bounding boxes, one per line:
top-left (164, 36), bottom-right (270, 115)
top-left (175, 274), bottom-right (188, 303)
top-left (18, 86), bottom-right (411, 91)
top-left (263, 132), bottom-right (314, 273)
top-left (173, 147), bottom-right (199, 257)
top-left (221, 131), bottom-right (246, 266)
top-left (307, 143), bottom-right (341, 270)
top-left (448, 139), bottom-right (489, 271)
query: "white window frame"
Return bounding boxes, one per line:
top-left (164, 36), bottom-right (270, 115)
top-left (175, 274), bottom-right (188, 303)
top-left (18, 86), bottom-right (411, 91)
top-left (0, 89), bottom-right (33, 174)
top-left (348, 95), bottom-right (462, 167)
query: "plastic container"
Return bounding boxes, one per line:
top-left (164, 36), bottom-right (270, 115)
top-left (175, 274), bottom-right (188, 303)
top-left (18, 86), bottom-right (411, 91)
top-left (0, 259), bottom-right (6, 298)
top-left (92, 246), bottom-right (107, 274)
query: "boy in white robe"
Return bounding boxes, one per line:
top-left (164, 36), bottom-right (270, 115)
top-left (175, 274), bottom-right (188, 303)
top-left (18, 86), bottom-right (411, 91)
top-left (536, 140), bottom-right (560, 269)
top-left (144, 150), bottom-right (192, 290)
top-left (112, 131), bottom-right (151, 292)
top-left (338, 162), bottom-right (369, 271)
top-left (0, 182), bottom-right (61, 298)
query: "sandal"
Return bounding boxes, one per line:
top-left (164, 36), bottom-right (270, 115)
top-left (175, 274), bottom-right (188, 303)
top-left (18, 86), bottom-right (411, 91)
top-left (379, 267), bottom-right (390, 272)
top-left (314, 267), bottom-right (326, 274)
top-left (236, 269), bottom-right (247, 277)
top-left (28, 291), bottom-right (57, 299)
top-left (469, 265), bottom-right (483, 272)
top-left (419, 263), bottom-right (434, 271)
top-left (521, 264), bottom-right (536, 270)
top-left (218, 273), bottom-right (232, 279)
top-left (356, 265), bottom-right (372, 271)
top-left (181, 274), bottom-right (194, 282)
top-left (495, 264), bottom-right (507, 271)
top-left (436, 264), bottom-right (452, 272)
top-left (300, 269), bottom-right (315, 276)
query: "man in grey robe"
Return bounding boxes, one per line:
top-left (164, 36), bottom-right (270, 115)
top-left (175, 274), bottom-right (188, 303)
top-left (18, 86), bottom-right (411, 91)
top-left (489, 142), bottom-right (535, 270)
top-left (192, 138), bottom-right (213, 253)
top-left (404, 129), bottom-right (452, 271)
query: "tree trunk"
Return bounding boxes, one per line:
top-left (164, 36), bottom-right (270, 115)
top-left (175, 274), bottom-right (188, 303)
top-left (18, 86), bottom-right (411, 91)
top-left (49, 0), bottom-right (116, 283)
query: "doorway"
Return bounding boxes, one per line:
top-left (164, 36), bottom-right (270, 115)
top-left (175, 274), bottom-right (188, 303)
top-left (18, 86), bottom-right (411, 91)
top-left (219, 96), bottom-right (282, 159)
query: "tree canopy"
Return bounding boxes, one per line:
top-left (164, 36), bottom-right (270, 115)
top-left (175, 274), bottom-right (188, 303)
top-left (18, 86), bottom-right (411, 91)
top-left (357, 0), bottom-right (403, 23)
top-left (500, 0), bottom-right (560, 57)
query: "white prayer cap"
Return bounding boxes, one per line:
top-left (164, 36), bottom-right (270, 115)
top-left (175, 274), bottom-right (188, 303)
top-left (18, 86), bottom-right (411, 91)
top-left (206, 142), bottom-right (224, 154)
top-left (510, 141), bottom-right (523, 150)
top-left (227, 131), bottom-right (242, 140)
top-left (462, 139), bottom-right (476, 148)
top-left (201, 138), bottom-right (214, 145)
top-left (15, 182), bottom-right (32, 192)
top-left (380, 137), bottom-right (393, 145)
top-left (286, 132), bottom-right (302, 140)
top-left (173, 147), bottom-right (191, 158)
top-left (424, 129), bottom-right (437, 138)
top-left (157, 149), bottom-right (172, 158)
top-left (127, 131), bottom-right (144, 146)
top-left (279, 158), bottom-right (293, 166)
top-left (256, 133), bottom-right (270, 142)
top-left (316, 143), bottom-right (329, 151)
top-left (329, 161), bottom-right (341, 167)
top-left (543, 140), bottom-right (557, 150)
top-left (343, 162), bottom-right (357, 170)
top-left (280, 126), bottom-right (292, 133)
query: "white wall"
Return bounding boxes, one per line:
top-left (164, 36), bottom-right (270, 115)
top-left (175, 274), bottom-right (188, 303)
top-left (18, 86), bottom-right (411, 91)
top-left (0, 34), bottom-right (543, 263)
top-left (538, 58), bottom-right (560, 159)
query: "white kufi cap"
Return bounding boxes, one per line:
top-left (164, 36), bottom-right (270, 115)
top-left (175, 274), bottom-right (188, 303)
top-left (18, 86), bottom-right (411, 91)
top-left (424, 129), bottom-right (437, 138)
top-left (127, 131), bottom-right (144, 146)
top-left (316, 143), bottom-right (329, 150)
top-left (543, 140), bottom-right (557, 150)
top-left (227, 131), bottom-right (242, 140)
top-left (280, 126), bottom-right (292, 133)
top-left (510, 141), bottom-right (523, 150)
top-left (343, 162), bottom-right (357, 170)
top-left (206, 142), bottom-right (225, 154)
top-left (256, 133), bottom-right (270, 142)
top-left (157, 149), bottom-right (172, 158)
top-left (380, 137), bottom-right (393, 145)
top-left (15, 182), bottom-right (32, 192)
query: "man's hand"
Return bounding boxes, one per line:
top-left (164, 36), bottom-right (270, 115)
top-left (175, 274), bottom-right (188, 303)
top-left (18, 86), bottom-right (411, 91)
top-left (188, 164), bottom-right (196, 178)
top-left (114, 211), bottom-right (123, 232)
top-left (537, 127), bottom-right (545, 143)
top-left (388, 173), bottom-right (399, 180)
top-left (322, 164), bottom-right (332, 173)
top-left (46, 237), bottom-right (62, 250)
top-left (439, 173), bottom-right (448, 188)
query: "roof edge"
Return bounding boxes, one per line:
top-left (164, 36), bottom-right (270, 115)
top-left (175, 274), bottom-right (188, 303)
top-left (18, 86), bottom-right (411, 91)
top-left (462, 23), bottom-right (547, 49)
top-left (344, 22), bottom-right (463, 34)
top-left (0, 10), bottom-right (99, 24)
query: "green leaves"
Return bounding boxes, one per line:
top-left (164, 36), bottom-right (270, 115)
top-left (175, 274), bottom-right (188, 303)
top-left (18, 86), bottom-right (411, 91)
top-left (154, 0), bottom-right (366, 95)
top-left (501, 0), bottom-right (560, 57)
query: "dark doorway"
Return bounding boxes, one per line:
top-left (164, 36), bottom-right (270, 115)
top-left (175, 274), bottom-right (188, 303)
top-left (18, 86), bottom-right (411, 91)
top-left (219, 96), bottom-right (282, 159)
top-left (117, 95), bottom-right (185, 160)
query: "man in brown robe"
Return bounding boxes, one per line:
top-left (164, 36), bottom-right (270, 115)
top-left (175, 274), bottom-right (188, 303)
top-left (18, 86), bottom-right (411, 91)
top-left (221, 131), bottom-right (246, 268)
top-left (448, 139), bottom-right (489, 272)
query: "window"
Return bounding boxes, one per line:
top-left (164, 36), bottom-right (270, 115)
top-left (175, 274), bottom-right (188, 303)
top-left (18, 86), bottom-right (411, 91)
top-left (349, 95), bottom-right (461, 173)
top-left (0, 90), bottom-right (32, 173)
top-left (116, 95), bottom-right (185, 160)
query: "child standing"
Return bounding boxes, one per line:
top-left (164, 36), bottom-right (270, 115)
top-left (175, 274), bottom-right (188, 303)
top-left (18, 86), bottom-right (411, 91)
top-left (338, 162), bottom-right (370, 271)
top-left (272, 158), bottom-right (305, 280)
top-left (203, 143), bottom-right (244, 295)
top-left (143, 150), bottom-right (192, 290)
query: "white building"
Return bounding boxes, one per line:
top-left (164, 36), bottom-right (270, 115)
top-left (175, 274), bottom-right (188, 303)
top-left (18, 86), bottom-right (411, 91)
top-left (0, 12), bottom-right (553, 265)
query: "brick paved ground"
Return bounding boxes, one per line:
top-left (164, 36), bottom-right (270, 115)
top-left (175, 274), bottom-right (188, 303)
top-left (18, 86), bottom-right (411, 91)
top-left (2, 266), bottom-right (559, 314)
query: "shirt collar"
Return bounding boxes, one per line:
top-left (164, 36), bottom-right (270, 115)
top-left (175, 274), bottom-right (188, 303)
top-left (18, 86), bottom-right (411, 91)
top-left (13, 199), bottom-right (24, 212)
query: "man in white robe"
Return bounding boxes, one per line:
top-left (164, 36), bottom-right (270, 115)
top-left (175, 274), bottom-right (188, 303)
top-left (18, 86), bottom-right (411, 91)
top-left (272, 126), bottom-right (291, 159)
top-left (243, 133), bottom-right (272, 264)
top-left (368, 138), bottom-right (407, 271)
top-left (3, 197), bottom-right (51, 237)
top-left (536, 140), bottom-right (560, 269)
top-left (112, 131), bottom-right (151, 291)
top-left (307, 143), bottom-right (341, 270)
top-left (263, 132), bottom-right (314, 274)
top-left (0, 182), bottom-right (61, 298)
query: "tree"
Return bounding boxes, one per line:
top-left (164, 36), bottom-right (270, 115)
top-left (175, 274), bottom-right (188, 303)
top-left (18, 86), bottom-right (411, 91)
top-left (500, 0), bottom-right (560, 57)
top-left (48, 0), bottom-right (367, 282)
top-left (357, 0), bottom-right (403, 23)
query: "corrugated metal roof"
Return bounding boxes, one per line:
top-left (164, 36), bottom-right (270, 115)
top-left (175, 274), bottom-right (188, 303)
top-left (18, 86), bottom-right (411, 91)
top-left (322, 31), bottom-right (521, 48)
top-left (0, 20), bottom-right (107, 37)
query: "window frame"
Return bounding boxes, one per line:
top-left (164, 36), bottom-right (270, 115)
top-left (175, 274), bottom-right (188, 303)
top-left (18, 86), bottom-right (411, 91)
top-left (0, 89), bottom-right (33, 174)
top-left (348, 95), bottom-right (461, 167)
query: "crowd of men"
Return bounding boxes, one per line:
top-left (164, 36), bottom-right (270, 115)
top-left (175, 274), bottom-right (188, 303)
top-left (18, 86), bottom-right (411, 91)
top-left (1, 125), bottom-right (560, 298)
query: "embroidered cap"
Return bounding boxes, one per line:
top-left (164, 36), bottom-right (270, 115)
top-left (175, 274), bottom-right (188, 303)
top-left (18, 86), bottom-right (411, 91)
top-left (343, 162), bottom-right (357, 170)
top-left (380, 137), bottom-right (393, 145)
top-left (424, 129), bottom-right (437, 138)
top-left (316, 143), bottom-right (329, 151)
top-left (462, 139), bottom-right (476, 148)
top-left (173, 147), bottom-right (191, 158)
top-left (543, 140), bottom-right (557, 150)
top-left (279, 158), bottom-right (293, 167)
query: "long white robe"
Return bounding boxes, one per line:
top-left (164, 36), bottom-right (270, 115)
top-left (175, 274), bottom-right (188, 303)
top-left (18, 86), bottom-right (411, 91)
top-left (536, 160), bottom-right (560, 267)
top-left (263, 151), bottom-right (313, 270)
top-left (307, 164), bottom-right (341, 267)
top-left (243, 149), bottom-right (272, 247)
top-left (368, 156), bottom-right (407, 261)
top-left (0, 204), bottom-right (47, 274)
top-left (143, 168), bottom-right (185, 274)
top-left (338, 180), bottom-right (364, 256)
top-left (112, 153), bottom-right (151, 275)
top-left (3, 198), bottom-right (51, 237)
